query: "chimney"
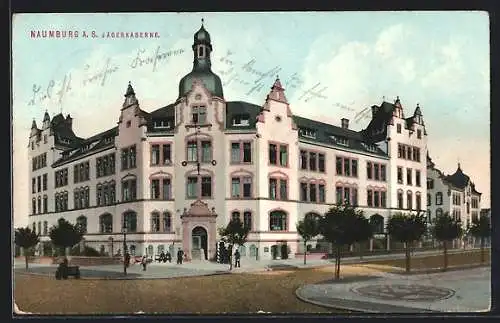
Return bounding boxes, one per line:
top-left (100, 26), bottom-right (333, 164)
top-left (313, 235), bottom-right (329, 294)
top-left (371, 105), bottom-right (379, 118)
top-left (341, 118), bottom-right (349, 129)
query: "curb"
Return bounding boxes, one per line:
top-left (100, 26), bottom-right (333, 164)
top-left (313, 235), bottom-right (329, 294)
top-left (295, 286), bottom-right (438, 313)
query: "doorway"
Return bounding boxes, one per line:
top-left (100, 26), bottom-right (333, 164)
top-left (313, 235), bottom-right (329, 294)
top-left (192, 226), bottom-right (208, 260)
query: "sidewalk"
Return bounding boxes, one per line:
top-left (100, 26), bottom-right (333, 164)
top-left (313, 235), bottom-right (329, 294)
top-left (296, 266), bottom-right (491, 313)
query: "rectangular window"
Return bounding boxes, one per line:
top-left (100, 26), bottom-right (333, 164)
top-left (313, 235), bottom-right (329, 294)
top-left (416, 170), bottom-right (421, 187)
top-left (43, 196), bottom-right (48, 213)
top-left (367, 190), bottom-right (373, 207)
top-left (300, 183), bottom-right (308, 201)
top-left (162, 178), bottom-right (171, 199)
top-left (243, 142), bottom-right (252, 163)
top-left (397, 167), bottom-right (403, 184)
top-left (397, 124), bottom-right (402, 133)
top-left (343, 159), bottom-right (351, 176)
top-left (32, 199), bottom-right (36, 214)
top-left (309, 183), bottom-right (317, 202)
top-left (343, 187), bottom-right (350, 204)
top-left (380, 165), bottom-right (386, 181)
top-left (279, 179), bottom-right (288, 200)
top-left (231, 143), bottom-right (240, 163)
top-left (269, 144), bottom-right (277, 165)
top-left (32, 178), bottom-right (36, 193)
top-left (318, 184), bottom-right (325, 203)
top-left (397, 192), bottom-right (403, 209)
top-left (162, 144), bottom-right (171, 164)
top-left (187, 177), bottom-right (198, 198)
top-left (231, 177), bottom-right (240, 197)
top-left (42, 174), bottom-right (47, 191)
top-left (300, 150), bottom-right (308, 170)
top-left (398, 144), bottom-right (403, 158)
top-left (417, 129), bottom-right (422, 139)
top-left (201, 177), bottom-right (212, 197)
top-left (187, 141), bottom-right (197, 162)
top-left (374, 191), bottom-right (380, 207)
top-left (336, 186), bottom-right (343, 204)
top-left (381, 191), bottom-right (387, 208)
top-left (352, 188), bottom-right (358, 206)
top-left (367, 162), bottom-right (372, 180)
top-left (279, 145), bottom-right (288, 167)
top-left (269, 178), bottom-right (277, 199)
top-left (374, 164), bottom-right (380, 181)
top-left (407, 168), bottom-right (412, 185)
top-left (351, 160), bottom-right (358, 177)
top-left (37, 199), bottom-right (41, 214)
top-left (336, 157), bottom-right (342, 175)
top-left (416, 194), bottom-right (421, 210)
top-left (201, 141), bottom-right (212, 163)
top-left (37, 176), bottom-right (41, 192)
top-left (318, 153), bottom-right (325, 172)
top-left (151, 179), bottom-right (160, 199)
top-left (309, 152), bottom-right (317, 171)
top-left (151, 144), bottom-right (160, 165)
top-left (242, 177), bottom-right (252, 198)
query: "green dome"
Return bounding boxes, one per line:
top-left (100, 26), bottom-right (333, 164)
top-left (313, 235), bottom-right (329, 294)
top-left (194, 26), bottom-right (211, 44)
top-left (178, 70), bottom-right (224, 99)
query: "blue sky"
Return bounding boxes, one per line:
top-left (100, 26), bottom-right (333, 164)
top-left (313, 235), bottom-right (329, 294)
top-left (12, 12), bottom-right (490, 226)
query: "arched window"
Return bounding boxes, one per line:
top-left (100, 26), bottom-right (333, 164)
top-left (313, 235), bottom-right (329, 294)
top-left (231, 211), bottom-right (240, 222)
top-left (239, 245), bottom-right (246, 256)
top-left (32, 198), bottom-right (36, 214)
top-left (122, 211), bottom-right (137, 232)
top-left (76, 215), bottom-right (87, 233)
top-left (99, 213), bottom-right (113, 233)
top-left (243, 211), bottom-right (252, 231)
top-left (436, 192), bottom-right (443, 205)
top-left (43, 221), bottom-right (48, 235)
top-left (427, 193), bottom-right (431, 206)
top-left (37, 221), bottom-right (41, 235)
top-left (305, 212), bottom-right (321, 221)
top-left (163, 212), bottom-right (172, 232)
top-left (147, 245), bottom-right (154, 256)
top-left (157, 244), bottom-right (165, 254)
top-left (151, 212), bottom-right (160, 232)
top-left (436, 208), bottom-right (443, 217)
top-left (370, 214), bottom-right (384, 234)
top-left (32, 222), bottom-right (36, 233)
top-left (269, 210), bottom-right (287, 231)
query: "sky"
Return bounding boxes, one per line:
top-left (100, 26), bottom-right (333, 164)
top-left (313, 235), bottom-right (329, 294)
top-left (12, 12), bottom-right (490, 228)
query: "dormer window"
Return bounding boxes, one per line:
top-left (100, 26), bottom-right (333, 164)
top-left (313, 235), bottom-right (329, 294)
top-left (103, 137), bottom-right (113, 145)
top-left (192, 106), bottom-right (207, 124)
top-left (153, 120), bottom-right (171, 129)
top-left (232, 114), bottom-right (250, 126)
top-left (299, 128), bottom-right (317, 139)
top-left (361, 143), bottom-right (378, 153)
top-left (330, 136), bottom-right (348, 146)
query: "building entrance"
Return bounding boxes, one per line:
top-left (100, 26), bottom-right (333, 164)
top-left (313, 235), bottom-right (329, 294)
top-left (191, 226), bottom-right (208, 260)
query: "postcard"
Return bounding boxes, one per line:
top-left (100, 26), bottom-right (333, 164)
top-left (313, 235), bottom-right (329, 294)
top-left (12, 11), bottom-right (491, 315)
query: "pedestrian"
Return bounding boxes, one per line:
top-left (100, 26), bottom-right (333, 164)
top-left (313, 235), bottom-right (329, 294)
top-left (177, 248), bottom-right (184, 264)
top-left (234, 249), bottom-right (241, 268)
top-left (125, 252), bottom-right (131, 268)
top-left (166, 251), bottom-right (172, 263)
top-left (141, 255), bottom-right (147, 271)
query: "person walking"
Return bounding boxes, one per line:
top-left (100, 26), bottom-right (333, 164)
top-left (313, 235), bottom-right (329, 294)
top-left (141, 255), bottom-right (147, 271)
top-left (177, 248), bottom-right (184, 264)
top-left (234, 250), bottom-right (241, 268)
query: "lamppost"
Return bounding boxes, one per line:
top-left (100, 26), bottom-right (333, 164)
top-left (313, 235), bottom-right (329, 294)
top-left (122, 226), bottom-right (128, 275)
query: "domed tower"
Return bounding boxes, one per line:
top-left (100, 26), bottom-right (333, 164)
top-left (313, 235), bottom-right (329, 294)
top-left (178, 19), bottom-right (224, 100)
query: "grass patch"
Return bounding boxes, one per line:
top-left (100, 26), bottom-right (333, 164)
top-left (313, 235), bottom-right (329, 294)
top-left (364, 249), bottom-right (490, 271)
top-left (14, 268), bottom-right (358, 314)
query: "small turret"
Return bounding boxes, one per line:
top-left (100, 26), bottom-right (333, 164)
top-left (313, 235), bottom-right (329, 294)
top-left (266, 76), bottom-right (288, 104)
top-left (42, 110), bottom-right (51, 129)
top-left (30, 119), bottom-right (39, 137)
top-left (65, 114), bottom-right (73, 129)
top-left (122, 81), bottom-right (138, 109)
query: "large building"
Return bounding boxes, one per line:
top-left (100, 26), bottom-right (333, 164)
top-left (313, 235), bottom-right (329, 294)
top-left (426, 155), bottom-right (482, 228)
top-left (28, 22), bottom-right (430, 261)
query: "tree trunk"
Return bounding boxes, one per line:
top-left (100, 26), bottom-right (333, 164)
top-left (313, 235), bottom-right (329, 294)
top-left (480, 237), bottom-right (485, 264)
top-left (23, 247), bottom-right (29, 270)
top-left (443, 240), bottom-right (448, 271)
top-left (405, 241), bottom-right (411, 273)
top-left (303, 241), bottom-right (307, 265)
top-left (334, 246), bottom-right (341, 280)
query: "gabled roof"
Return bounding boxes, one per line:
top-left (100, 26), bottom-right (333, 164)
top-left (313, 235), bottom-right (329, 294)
top-left (292, 116), bottom-right (387, 156)
top-left (362, 101), bottom-right (395, 143)
top-left (52, 127), bottom-right (118, 167)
